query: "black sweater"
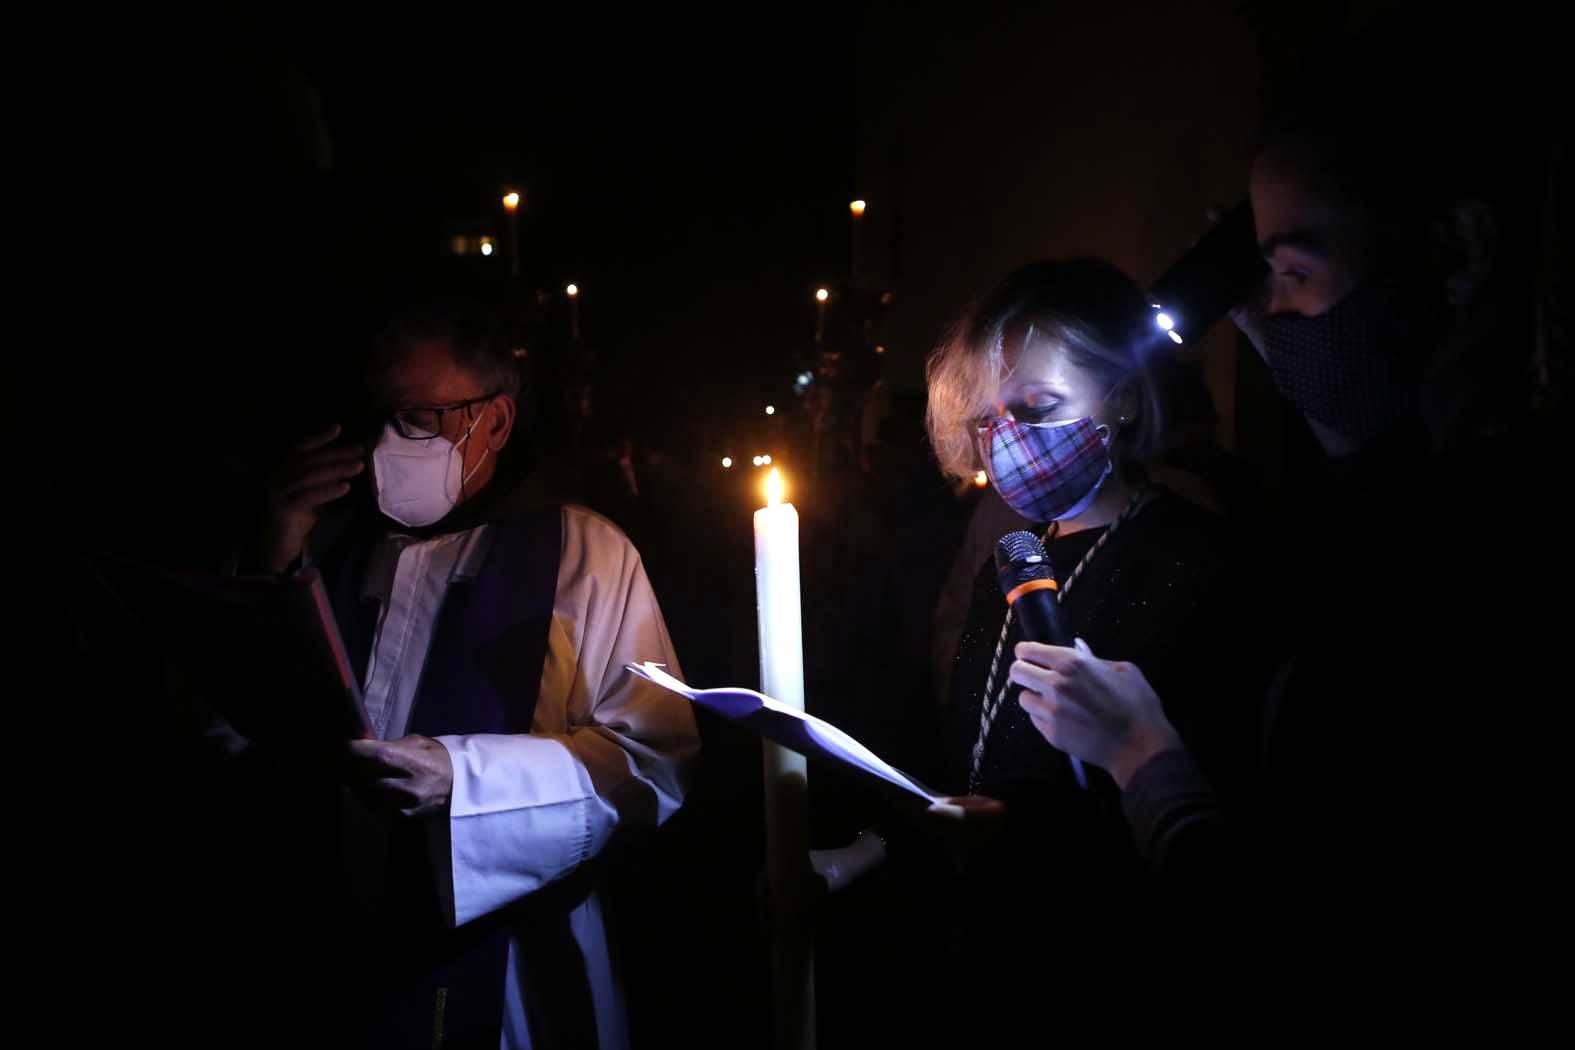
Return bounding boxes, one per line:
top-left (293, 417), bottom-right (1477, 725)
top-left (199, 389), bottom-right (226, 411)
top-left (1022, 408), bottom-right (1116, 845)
top-left (925, 489), bottom-right (1274, 1012)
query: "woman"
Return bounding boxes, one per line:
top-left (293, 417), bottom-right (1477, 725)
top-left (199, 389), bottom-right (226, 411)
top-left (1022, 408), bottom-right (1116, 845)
top-left (926, 260), bottom-right (1252, 811)
top-left (818, 259), bottom-right (1264, 1033)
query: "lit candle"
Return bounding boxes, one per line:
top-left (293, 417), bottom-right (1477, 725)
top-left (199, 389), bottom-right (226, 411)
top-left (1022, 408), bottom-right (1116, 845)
top-left (502, 190), bottom-right (522, 277)
top-left (753, 467), bottom-right (815, 1049)
top-left (755, 468), bottom-right (804, 710)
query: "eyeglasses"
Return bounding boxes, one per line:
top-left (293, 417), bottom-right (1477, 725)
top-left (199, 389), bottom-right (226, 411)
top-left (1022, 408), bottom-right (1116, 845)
top-left (385, 393), bottom-right (499, 441)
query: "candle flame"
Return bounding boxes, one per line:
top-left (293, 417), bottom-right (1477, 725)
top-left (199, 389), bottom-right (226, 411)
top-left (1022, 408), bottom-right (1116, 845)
top-left (765, 467), bottom-right (785, 508)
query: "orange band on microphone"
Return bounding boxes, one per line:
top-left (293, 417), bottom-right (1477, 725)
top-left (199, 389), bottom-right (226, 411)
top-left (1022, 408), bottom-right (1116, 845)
top-left (1005, 578), bottom-right (1059, 605)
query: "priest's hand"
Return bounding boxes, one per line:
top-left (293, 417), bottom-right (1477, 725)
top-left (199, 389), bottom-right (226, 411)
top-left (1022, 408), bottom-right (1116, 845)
top-left (261, 423), bottom-right (364, 573)
top-left (347, 735), bottom-right (454, 818)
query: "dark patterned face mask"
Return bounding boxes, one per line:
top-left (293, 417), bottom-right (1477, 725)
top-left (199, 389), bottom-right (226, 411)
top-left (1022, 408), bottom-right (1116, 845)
top-left (1261, 283), bottom-right (1428, 448)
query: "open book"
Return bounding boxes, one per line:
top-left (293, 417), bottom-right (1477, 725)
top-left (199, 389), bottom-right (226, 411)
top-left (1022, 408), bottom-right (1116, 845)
top-left (627, 662), bottom-right (943, 804)
top-left (90, 553), bottom-right (372, 743)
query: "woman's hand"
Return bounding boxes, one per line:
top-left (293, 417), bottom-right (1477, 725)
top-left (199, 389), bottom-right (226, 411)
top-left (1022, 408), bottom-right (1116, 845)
top-left (921, 795), bottom-right (1008, 868)
top-left (809, 829), bottom-right (888, 894)
top-left (1010, 638), bottom-right (1182, 789)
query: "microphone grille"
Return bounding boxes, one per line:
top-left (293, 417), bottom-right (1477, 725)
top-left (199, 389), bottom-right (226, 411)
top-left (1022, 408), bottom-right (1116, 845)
top-left (995, 530), bottom-right (1056, 596)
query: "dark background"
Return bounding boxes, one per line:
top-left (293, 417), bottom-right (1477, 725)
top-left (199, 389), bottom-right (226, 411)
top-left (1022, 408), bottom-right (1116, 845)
top-left (83, 0), bottom-right (1520, 552)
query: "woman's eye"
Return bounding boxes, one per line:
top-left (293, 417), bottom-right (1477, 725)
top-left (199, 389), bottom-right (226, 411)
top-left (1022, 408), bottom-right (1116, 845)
top-left (1014, 402), bottom-right (1059, 422)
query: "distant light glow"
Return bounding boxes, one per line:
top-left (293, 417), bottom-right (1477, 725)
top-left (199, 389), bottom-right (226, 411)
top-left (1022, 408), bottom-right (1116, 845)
top-left (722, 457), bottom-right (733, 469)
top-left (849, 199), bottom-right (867, 217)
top-left (753, 456), bottom-right (764, 467)
top-left (762, 454), bottom-right (772, 465)
top-left (480, 242), bottom-right (494, 256)
top-left (765, 405), bottom-right (776, 415)
top-left (974, 471), bottom-right (989, 488)
top-left (1168, 330), bottom-right (1184, 344)
top-left (815, 288), bottom-right (829, 303)
top-left (502, 192), bottom-right (521, 211)
top-left (566, 283), bottom-right (579, 297)
top-left (874, 345), bottom-right (886, 355)
top-left (1155, 312), bottom-right (1175, 331)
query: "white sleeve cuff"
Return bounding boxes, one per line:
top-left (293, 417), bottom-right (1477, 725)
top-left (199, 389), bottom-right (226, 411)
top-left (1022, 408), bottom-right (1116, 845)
top-left (438, 733), bottom-right (619, 926)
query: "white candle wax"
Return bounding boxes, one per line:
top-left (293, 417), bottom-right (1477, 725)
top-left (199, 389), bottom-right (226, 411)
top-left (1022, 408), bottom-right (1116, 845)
top-left (754, 469), bottom-right (804, 710)
top-left (753, 467), bottom-right (814, 1049)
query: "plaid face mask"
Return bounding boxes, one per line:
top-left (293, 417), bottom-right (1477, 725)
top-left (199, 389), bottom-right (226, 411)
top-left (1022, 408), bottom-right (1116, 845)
top-left (977, 415), bottom-right (1113, 523)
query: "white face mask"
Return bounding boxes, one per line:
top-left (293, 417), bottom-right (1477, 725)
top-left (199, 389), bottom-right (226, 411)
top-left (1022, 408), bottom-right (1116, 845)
top-left (372, 408), bottom-right (490, 527)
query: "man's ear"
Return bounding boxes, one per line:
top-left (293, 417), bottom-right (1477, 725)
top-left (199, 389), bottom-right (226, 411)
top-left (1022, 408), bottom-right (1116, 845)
top-left (487, 395), bottom-right (516, 451)
top-left (1436, 200), bottom-right (1497, 308)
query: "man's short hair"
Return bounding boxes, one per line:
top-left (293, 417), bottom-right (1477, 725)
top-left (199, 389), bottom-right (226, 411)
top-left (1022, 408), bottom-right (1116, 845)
top-left (368, 297), bottom-right (522, 402)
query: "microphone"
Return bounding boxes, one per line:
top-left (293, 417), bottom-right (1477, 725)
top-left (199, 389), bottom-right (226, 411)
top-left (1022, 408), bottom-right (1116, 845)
top-left (995, 530), bottom-right (1088, 789)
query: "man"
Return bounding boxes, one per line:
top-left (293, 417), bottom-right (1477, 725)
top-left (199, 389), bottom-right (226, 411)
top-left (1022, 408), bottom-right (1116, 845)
top-left (262, 300), bottom-right (699, 1048)
top-left (1009, 100), bottom-right (1561, 1000)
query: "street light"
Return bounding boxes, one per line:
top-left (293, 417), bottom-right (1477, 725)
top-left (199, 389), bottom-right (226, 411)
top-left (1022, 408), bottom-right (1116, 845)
top-left (566, 283), bottom-right (581, 342)
top-left (480, 236), bottom-right (494, 257)
top-left (765, 405), bottom-right (776, 416)
top-left (566, 284), bottom-right (579, 297)
top-left (722, 457), bottom-right (733, 469)
top-left (502, 192), bottom-right (520, 212)
top-left (815, 288), bottom-right (829, 303)
top-left (814, 287), bottom-right (829, 345)
top-left (849, 199), bottom-right (867, 218)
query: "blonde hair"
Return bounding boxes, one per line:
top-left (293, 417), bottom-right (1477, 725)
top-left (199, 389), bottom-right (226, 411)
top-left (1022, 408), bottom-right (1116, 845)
top-left (925, 259), bottom-right (1165, 483)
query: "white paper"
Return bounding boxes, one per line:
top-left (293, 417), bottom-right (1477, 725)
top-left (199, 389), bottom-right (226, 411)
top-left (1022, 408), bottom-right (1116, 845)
top-left (627, 662), bottom-right (943, 804)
